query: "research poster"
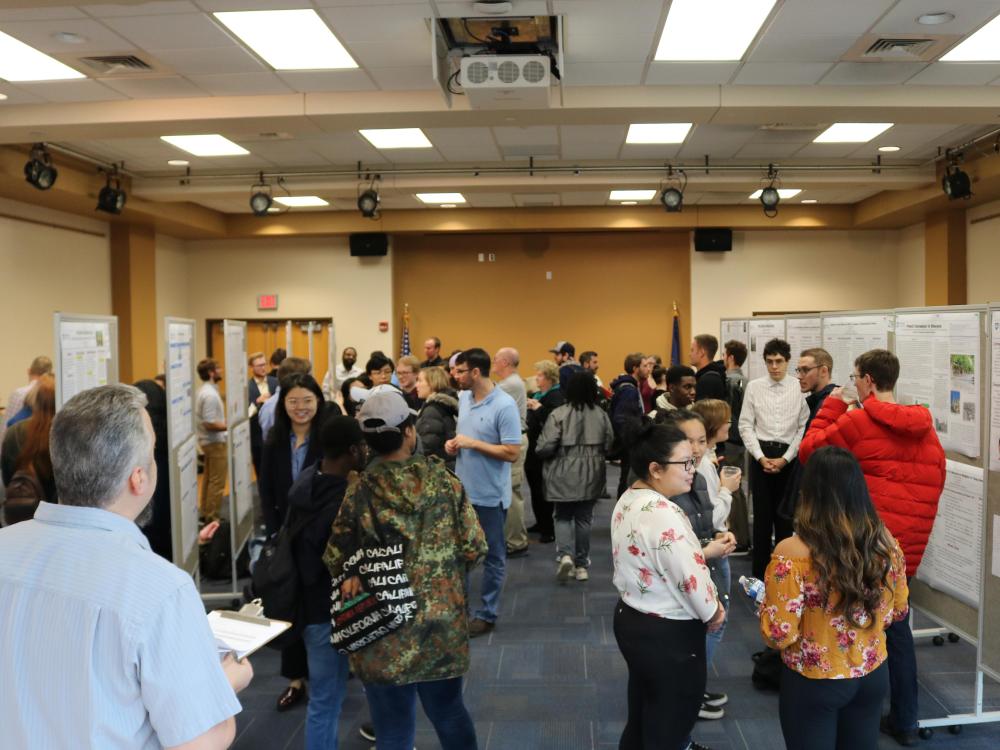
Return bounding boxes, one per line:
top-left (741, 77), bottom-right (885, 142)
top-left (58, 319), bottom-right (114, 407)
top-left (231, 420), bottom-right (254, 530)
top-left (166, 321), bottom-right (194, 450)
top-left (177, 435), bottom-right (200, 565)
top-left (786, 317), bottom-right (822, 360)
top-left (721, 319), bottom-right (749, 351)
top-left (820, 314), bottom-right (893, 388)
top-left (895, 312), bottom-right (981, 459)
top-left (917, 460), bottom-right (984, 608)
top-left (990, 312), bottom-right (1000, 471)
top-left (746, 319), bottom-right (786, 382)
top-left (224, 321), bottom-right (247, 428)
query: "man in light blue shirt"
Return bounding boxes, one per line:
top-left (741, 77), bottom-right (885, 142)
top-left (446, 348), bottom-right (521, 637)
top-left (0, 385), bottom-right (252, 750)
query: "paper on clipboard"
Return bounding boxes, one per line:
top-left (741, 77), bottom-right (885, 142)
top-left (208, 610), bottom-right (291, 660)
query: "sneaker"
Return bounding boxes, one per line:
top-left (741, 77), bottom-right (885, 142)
top-left (575, 567), bottom-right (589, 581)
top-left (687, 742), bottom-right (714, 750)
top-left (698, 702), bottom-right (724, 720)
top-left (359, 723), bottom-right (376, 741)
top-left (557, 555), bottom-right (574, 582)
top-left (468, 618), bottom-right (495, 638)
top-left (703, 690), bottom-right (728, 708)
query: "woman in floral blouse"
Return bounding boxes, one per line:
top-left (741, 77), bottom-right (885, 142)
top-left (760, 446), bottom-right (908, 750)
top-left (611, 421), bottom-right (725, 750)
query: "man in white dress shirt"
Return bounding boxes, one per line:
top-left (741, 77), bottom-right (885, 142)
top-left (738, 338), bottom-right (809, 579)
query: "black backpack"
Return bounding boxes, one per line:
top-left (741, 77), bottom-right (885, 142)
top-left (3, 470), bottom-right (45, 526)
top-left (725, 377), bottom-right (745, 445)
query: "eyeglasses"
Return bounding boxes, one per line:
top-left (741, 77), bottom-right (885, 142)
top-left (849, 374), bottom-right (857, 382)
top-left (659, 458), bottom-right (696, 472)
top-left (794, 365), bottom-right (818, 376)
top-left (453, 367), bottom-right (469, 375)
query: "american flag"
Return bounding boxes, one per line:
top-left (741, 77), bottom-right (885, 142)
top-left (670, 301), bottom-right (681, 366)
top-left (401, 305), bottom-right (411, 356)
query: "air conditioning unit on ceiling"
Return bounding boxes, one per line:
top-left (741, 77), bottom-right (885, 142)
top-left (460, 54), bottom-right (551, 109)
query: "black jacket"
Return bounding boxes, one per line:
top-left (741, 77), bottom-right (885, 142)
top-left (609, 374), bottom-right (643, 437)
top-left (421, 356), bottom-right (446, 369)
top-left (287, 463), bottom-right (349, 625)
top-left (260, 429), bottom-right (323, 536)
top-left (695, 360), bottom-right (728, 402)
top-left (417, 391), bottom-right (458, 471)
top-left (527, 387), bottom-right (566, 447)
top-left (778, 382), bottom-right (837, 521)
top-left (249, 375), bottom-right (279, 450)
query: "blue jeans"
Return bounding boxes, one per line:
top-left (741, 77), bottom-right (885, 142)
top-left (705, 556), bottom-right (731, 666)
top-left (364, 677), bottom-right (478, 750)
top-left (885, 598), bottom-right (918, 732)
top-left (472, 504), bottom-right (506, 623)
top-left (303, 622), bottom-right (350, 750)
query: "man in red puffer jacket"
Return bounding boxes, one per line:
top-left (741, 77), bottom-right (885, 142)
top-left (798, 348), bottom-right (945, 748)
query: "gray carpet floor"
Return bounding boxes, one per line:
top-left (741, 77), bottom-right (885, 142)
top-left (225, 465), bottom-right (1000, 749)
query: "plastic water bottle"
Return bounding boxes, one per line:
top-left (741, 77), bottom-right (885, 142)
top-left (739, 575), bottom-right (766, 606)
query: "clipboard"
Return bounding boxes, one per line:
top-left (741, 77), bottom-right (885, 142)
top-left (208, 609), bottom-right (292, 660)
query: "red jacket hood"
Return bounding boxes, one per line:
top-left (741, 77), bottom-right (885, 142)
top-left (862, 396), bottom-right (935, 438)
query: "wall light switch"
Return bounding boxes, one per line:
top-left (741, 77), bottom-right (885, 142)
top-left (488, 253), bottom-right (496, 262)
top-left (478, 253), bottom-right (485, 262)
top-left (546, 271), bottom-right (553, 280)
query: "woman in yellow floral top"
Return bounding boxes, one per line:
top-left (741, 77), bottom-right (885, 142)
top-left (760, 446), bottom-right (908, 750)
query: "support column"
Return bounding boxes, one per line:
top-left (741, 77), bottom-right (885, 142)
top-left (924, 210), bottom-right (967, 306)
top-left (110, 223), bottom-right (158, 383)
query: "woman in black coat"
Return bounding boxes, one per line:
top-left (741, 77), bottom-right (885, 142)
top-left (524, 360), bottom-right (566, 542)
top-left (415, 366), bottom-right (458, 471)
top-left (134, 379), bottom-right (171, 560)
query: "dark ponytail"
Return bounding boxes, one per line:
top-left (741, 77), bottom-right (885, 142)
top-left (626, 419), bottom-right (688, 481)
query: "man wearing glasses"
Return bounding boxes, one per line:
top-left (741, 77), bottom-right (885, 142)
top-left (796, 348), bottom-right (837, 426)
top-left (737, 338), bottom-right (809, 580)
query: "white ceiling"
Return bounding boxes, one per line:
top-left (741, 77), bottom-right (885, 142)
top-left (0, 0), bottom-right (998, 212)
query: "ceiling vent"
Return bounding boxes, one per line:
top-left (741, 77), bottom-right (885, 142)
top-left (78, 54), bottom-right (156, 75)
top-left (842, 34), bottom-right (959, 63)
top-left (460, 54), bottom-right (551, 109)
top-left (759, 123), bottom-right (825, 132)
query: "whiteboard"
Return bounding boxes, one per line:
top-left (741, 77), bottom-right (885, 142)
top-left (820, 313), bottom-right (893, 388)
top-left (223, 320), bottom-right (248, 428)
top-left (746, 318), bottom-right (786, 382)
top-left (53, 312), bottom-right (118, 409)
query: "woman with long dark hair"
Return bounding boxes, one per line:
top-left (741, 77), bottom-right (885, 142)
top-left (2, 374), bottom-right (57, 523)
top-left (760, 446), bottom-right (908, 750)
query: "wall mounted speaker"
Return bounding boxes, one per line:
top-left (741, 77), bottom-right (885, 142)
top-left (349, 232), bottom-right (388, 256)
top-left (694, 228), bottom-right (732, 252)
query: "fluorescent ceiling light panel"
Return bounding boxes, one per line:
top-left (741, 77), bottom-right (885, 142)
top-left (359, 128), bottom-right (433, 149)
top-left (214, 9), bottom-right (357, 70)
top-left (801, 199), bottom-right (818, 204)
top-left (161, 134), bottom-right (248, 156)
top-left (878, 146), bottom-right (901, 152)
top-left (620, 201), bottom-right (638, 205)
top-left (655, 0), bottom-right (777, 61)
top-left (749, 188), bottom-right (801, 199)
top-left (609, 190), bottom-right (656, 201)
top-left (813, 123), bottom-right (893, 143)
top-left (274, 196), bottom-right (329, 207)
top-left (942, 13), bottom-right (1000, 61)
top-left (417, 193), bottom-right (466, 204)
top-left (625, 123), bottom-right (693, 144)
top-left (0, 30), bottom-right (85, 81)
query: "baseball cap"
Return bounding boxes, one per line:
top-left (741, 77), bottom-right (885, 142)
top-left (548, 340), bottom-right (575, 356)
top-left (357, 388), bottom-right (412, 433)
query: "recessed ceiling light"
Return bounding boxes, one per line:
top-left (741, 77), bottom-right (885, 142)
top-left (274, 196), bottom-right (329, 207)
top-left (167, 159), bottom-right (189, 166)
top-left (814, 123), bottom-right (893, 143)
top-left (359, 128), bottom-right (433, 149)
top-left (609, 190), bottom-right (657, 201)
top-left (0, 30), bottom-right (85, 81)
top-left (620, 201), bottom-right (638, 205)
top-left (917, 12), bottom-right (955, 26)
top-left (801, 199), bottom-right (818, 204)
top-left (749, 188), bottom-right (801, 199)
top-left (440, 203), bottom-right (457, 208)
top-left (161, 134), bottom-right (248, 156)
top-left (625, 123), bottom-right (693, 144)
top-left (942, 13), bottom-right (1000, 61)
top-left (417, 192), bottom-right (466, 204)
top-left (655, 0), bottom-right (778, 61)
top-left (51, 31), bottom-right (86, 44)
top-left (0, 93), bottom-right (7, 101)
top-left (267, 206), bottom-right (282, 213)
top-left (878, 145), bottom-right (901, 153)
top-left (214, 9), bottom-right (357, 70)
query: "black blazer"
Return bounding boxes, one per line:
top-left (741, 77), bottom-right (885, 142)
top-left (259, 428), bottom-right (322, 535)
top-left (249, 376), bottom-right (279, 447)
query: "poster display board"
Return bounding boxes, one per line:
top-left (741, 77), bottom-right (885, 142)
top-left (53, 313), bottom-right (118, 409)
top-left (989, 311), bottom-right (1000, 473)
top-left (223, 320), bottom-right (248, 428)
top-left (746, 318), bottom-right (786, 382)
top-left (173, 435), bottom-right (200, 572)
top-left (223, 320), bottom-right (254, 565)
top-left (819, 313), bottom-right (893, 388)
top-left (720, 319), bottom-right (749, 351)
top-left (166, 319), bottom-right (195, 451)
top-left (980, 307), bottom-right (1000, 683)
top-left (785, 316), bottom-right (822, 359)
top-left (164, 318), bottom-right (199, 575)
top-left (895, 312), bottom-right (981, 459)
top-left (230, 419), bottom-right (255, 549)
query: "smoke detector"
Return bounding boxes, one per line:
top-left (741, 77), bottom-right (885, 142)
top-left (473, 1), bottom-right (513, 15)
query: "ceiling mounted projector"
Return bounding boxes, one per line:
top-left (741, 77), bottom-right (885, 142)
top-left (473, 1), bottom-right (513, 15)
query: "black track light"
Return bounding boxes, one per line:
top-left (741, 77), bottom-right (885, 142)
top-left (96, 173), bottom-right (126, 215)
top-left (660, 187), bottom-right (683, 212)
top-left (759, 164), bottom-right (780, 218)
top-left (24, 143), bottom-right (57, 190)
top-left (942, 164), bottom-right (972, 200)
top-left (357, 187), bottom-right (380, 218)
top-left (249, 173), bottom-right (274, 216)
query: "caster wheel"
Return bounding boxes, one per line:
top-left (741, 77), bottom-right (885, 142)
top-left (919, 728), bottom-right (934, 740)
top-left (231, 598), bottom-right (241, 609)
top-left (948, 633), bottom-right (960, 643)
top-left (933, 635), bottom-right (945, 646)
top-left (948, 725), bottom-right (963, 735)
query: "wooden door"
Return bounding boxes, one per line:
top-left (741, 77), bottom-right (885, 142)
top-left (208, 319), bottom-right (331, 390)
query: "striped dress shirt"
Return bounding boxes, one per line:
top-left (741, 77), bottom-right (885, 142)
top-left (0, 502), bottom-right (241, 749)
top-left (738, 374), bottom-right (809, 463)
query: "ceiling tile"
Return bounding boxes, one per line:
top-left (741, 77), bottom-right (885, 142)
top-left (349, 39), bottom-right (431, 69)
top-left (16, 79), bottom-right (127, 103)
top-left (493, 126), bottom-right (559, 147)
top-left (563, 62), bottom-right (645, 86)
top-left (565, 34), bottom-right (657, 64)
top-left (747, 128), bottom-right (822, 144)
top-left (99, 75), bottom-right (210, 99)
top-left (434, 1), bottom-right (545, 16)
top-left (277, 70), bottom-right (377, 93)
top-left (83, 2), bottom-right (199, 16)
top-left (559, 125), bottom-right (627, 160)
top-left (102, 13), bottom-right (236, 50)
top-left (367, 66), bottom-right (438, 91)
top-left (299, 133), bottom-right (387, 165)
top-left (732, 62), bottom-right (833, 85)
top-left (318, 3), bottom-right (432, 42)
top-left (734, 142), bottom-right (807, 158)
top-left (906, 62), bottom-right (1000, 86)
top-left (553, 0), bottom-right (664, 38)
top-left (423, 127), bottom-right (501, 161)
top-left (871, 0), bottom-right (1000, 36)
top-left (619, 143), bottom-right (683, 160)
top-left (186, 72), bottom-right (294, 95)
top-left (558, 190), bottom-right (613, 206)
top-left (0, 18), bottom-right (136, 54)
top-left (793, 142), bottom-right (868, 159)
top-left (194, 0), bottom-right (308, 10)
top-left (238, 140), bottom-right (331, 167)
top-left (645, 63), bottom-right (740, 85)
top-left (150, 46), bottom-right (266, 75)
top-left (763, 0), bottom-right (895, 36)
top-left (465, 193), bottom-right (515, 208)
top-left (0, 83), bottom-right (47, 104)
top-left (820, 62), bottom-right (928, 85)
top-left (749, 34), bottom-right (860, 63)
top-left (678, 124), bottom-right (757, 159)
top-left (0, 7), bottom-right (87, 21)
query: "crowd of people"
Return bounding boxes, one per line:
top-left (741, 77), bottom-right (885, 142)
top-left (0, 329), bottom-right (948, 750)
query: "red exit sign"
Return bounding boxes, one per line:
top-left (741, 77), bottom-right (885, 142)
top-left (257, 294), bottom-right (279, 311)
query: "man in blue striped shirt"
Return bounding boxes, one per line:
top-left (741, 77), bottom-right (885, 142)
top-left (0, 384), bottom-right (251, 749)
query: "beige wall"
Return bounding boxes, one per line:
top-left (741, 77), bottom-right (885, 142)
top-left (896, 223), bottom-right (926, 309)
top-left (968, 199), bottom-right (1000, 305)
top-left (154, 233), bottom-right (191, 369)
top-left (0, 197), bottom-right (111, 403)
top-left (690, 229), bottom-right (905, 340)
top-left (182, 236), bottom-right (394, 370)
